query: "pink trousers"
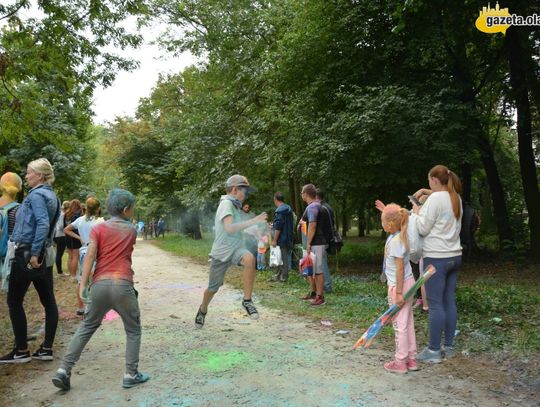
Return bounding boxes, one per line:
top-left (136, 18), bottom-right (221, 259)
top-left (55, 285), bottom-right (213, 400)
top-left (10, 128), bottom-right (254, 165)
top-left (387, 277), bottom-right (417, 362)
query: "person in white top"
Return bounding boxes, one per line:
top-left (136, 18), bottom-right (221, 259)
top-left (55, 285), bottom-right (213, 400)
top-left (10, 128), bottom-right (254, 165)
top-left (412, 165), bottom-right (462, 363)
top-left (381, 204), bottom-right (418, 374)
top-left (64, 197), bottom-right (104, 315)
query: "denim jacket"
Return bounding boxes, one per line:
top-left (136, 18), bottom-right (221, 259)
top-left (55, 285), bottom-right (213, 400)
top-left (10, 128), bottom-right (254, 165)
top-left (11, 184), bottom-right (58, 256)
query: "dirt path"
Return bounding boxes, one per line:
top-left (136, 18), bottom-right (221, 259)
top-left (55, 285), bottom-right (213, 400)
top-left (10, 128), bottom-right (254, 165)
top-left (3, 241), bottom-right (536, 406)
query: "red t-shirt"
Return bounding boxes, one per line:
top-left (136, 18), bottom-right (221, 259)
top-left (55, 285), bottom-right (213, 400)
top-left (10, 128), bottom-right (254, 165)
top-left (90, 219), bottom-right (137, 283)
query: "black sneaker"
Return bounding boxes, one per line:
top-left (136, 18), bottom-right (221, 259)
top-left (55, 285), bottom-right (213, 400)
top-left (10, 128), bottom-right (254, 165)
top-left (52, 369), bottom-right (71, 390)
top-left (0, 349), bottom-right (31, 364)
top-left (242, 299), bottom-right (259, 320)
top-left (32, 346), bottom-right (53, 361)
top-left (195, 307), bottom-right (207, 329)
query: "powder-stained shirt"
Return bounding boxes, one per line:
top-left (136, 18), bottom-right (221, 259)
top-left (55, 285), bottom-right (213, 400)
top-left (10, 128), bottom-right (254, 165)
top-left (210, 196), bottom-right (244, 262)
top-left (90, 218), bottom-right (137, 283)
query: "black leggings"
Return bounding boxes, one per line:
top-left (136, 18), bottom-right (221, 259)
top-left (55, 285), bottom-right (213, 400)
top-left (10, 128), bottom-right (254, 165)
top-left (54, 236), bottom-right (66, 274)
top-left (7, 263), bottom-right (58, 350)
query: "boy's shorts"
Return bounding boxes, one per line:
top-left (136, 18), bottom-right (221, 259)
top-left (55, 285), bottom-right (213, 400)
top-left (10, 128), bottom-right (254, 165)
top-left (208, 247), bottom-right (251, 292)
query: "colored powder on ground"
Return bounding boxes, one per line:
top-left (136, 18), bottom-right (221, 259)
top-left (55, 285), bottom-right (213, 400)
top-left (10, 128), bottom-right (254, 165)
top-left (193, 350), bottom-right (251, 372)
top-left (103, 310), bottom-right (120, 321)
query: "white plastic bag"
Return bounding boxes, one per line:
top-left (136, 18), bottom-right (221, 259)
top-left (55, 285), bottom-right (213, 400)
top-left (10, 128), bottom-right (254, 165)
top-left (269, 246), bottom-right (283, 267)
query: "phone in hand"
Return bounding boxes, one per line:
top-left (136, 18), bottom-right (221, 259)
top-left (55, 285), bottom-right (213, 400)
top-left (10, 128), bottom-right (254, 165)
top-left (408, 195), bottom-right (422, 207)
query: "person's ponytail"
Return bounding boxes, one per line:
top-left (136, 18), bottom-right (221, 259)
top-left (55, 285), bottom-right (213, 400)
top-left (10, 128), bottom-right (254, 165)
top-left (447, 171), bottom-right (462, 219)
top-left (399, 208), bottom-right (410, 252)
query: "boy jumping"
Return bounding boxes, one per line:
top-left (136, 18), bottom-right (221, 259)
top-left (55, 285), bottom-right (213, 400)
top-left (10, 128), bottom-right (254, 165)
top-left (195, 175), bottom-right (267, 328)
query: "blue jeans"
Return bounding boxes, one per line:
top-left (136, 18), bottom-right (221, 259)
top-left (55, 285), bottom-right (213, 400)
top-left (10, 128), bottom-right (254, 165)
top-left (423, 256), bottom-right (462, 351)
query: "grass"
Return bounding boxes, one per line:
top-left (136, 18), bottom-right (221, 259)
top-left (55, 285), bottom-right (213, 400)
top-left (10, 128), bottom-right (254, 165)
top-left (154, 233), bottom-right (540, 353)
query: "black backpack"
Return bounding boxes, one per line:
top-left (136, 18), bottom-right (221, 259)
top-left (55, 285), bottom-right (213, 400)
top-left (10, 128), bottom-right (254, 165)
top-left (319, 204), bottom-right (343, 255)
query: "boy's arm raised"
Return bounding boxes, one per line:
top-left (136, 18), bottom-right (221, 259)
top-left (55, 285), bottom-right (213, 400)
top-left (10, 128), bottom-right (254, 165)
top-left (223, 212), bottom-right (267, 234)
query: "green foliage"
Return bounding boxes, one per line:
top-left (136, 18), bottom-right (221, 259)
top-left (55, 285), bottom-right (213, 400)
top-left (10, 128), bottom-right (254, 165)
top-left (1, 1), bottom-right (149, 199)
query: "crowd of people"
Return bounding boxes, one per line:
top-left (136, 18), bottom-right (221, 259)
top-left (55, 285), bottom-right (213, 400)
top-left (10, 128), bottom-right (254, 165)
top-left (0, 158), bottom-right (148, 390)
top-left (0, 161), bottom-right (463, 392)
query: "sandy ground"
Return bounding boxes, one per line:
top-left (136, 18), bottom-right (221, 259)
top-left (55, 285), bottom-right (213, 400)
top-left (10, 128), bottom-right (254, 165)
top-left (1, 240), bottom-right (538, 407)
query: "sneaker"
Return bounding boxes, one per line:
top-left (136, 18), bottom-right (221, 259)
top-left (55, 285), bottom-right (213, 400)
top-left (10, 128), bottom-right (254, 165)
top-left (52, 368), bottom-right (71, 390)
top-left (416, 347), bottom-right (442, 363)
top-left (413, 299), bottom-right (423, 309)
top-left (32, 347), bottom-right (53, 361)
top-left (195, 307), bottom-right (207, 329)
top-left (0, 349), bottom-right (31, 364)
top-left (442, 346), bottom-right (455, 359)
top-left (242, 299), bottom-right (259, 320)
top-left (407, 359), bottom-right (419, 371)
top-left (122, 371), bottom-right (150, 388)
top-left (310, 295), bottom-right (326, 306)
top-left (384, 360), bottom-right (407, 374)
top-left (301, 291), bottom-right (316, 301)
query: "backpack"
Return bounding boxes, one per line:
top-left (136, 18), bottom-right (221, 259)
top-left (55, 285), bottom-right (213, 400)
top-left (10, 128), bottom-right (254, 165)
top-left (319, 204), bottom-right (343, 255)
top-left (0, 202), bottom-right (19, 258)
top-left (407, 213), bottom-right (423, 263)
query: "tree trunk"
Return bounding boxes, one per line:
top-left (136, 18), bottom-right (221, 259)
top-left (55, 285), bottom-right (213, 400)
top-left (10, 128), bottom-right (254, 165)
top-left (477, 133), bottom-right (514, 246)
top-left (341, 199), bottom-right (347, 238)
top-left (461, 163), bottom-right (472, 203)
top-left (357, 208), bottom-right (365, 237)
top-left (506, 28), bottom-right (540, 255)
top-left (288, 177), bottom-right (297, 217)
top-left (446, 32), bottom-right (514, 249)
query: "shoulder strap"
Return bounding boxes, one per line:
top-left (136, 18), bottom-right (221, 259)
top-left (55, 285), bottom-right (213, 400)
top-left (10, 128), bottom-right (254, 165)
top-left (47, 199), bottom-right (61, 241)
top-left (1, 202), bottom-right (19, 212)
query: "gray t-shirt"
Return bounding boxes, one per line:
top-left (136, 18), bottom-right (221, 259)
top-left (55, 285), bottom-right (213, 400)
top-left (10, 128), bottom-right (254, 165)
top-left (210, 197), bottom-right (245, 262)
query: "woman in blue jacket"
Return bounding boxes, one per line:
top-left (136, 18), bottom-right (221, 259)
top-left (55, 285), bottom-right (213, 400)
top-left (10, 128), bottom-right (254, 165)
top-left (0, 158), bottom-right (59, 364)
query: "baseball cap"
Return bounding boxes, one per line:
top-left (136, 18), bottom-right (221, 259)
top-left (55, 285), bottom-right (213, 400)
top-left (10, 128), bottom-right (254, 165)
top-left (225, 174), bottom-right (257, 193)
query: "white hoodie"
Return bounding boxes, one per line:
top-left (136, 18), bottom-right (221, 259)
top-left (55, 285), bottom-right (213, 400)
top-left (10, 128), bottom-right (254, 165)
top-left (416, 191), bottom-right (462, 258)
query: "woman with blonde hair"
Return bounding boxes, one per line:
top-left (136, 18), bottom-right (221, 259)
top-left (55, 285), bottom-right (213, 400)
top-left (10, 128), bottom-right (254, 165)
top-left (0, 158), bottom-right (60, 363)
top-left (0, 172), bottom-right (23, 289)
top-left (413, 164), bottom-right (462, 364)
top-left (64, 197), bottom-right (104, 315)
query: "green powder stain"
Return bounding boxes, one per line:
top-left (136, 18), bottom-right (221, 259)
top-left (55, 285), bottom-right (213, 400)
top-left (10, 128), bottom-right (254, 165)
top-left (191, 350), bottom-right (252, 372)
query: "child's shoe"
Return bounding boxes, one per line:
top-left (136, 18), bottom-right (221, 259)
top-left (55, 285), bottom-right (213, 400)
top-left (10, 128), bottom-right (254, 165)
top-left (52, 368), bottom-right (71, 390)
top-left (383, 359), bottom-right (407, 374)
top-left (407, 359), bottom-right (419, 371)
top-left (122, 371), bottom-right (150, 388)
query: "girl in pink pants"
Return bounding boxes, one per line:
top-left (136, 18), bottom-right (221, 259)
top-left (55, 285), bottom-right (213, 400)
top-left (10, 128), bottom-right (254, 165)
top-left (381, 204), bottom-right (418, 374)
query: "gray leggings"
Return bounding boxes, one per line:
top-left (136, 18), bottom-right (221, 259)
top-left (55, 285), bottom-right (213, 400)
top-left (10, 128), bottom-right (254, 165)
top-left (60, 279), bottom-right (141, 375)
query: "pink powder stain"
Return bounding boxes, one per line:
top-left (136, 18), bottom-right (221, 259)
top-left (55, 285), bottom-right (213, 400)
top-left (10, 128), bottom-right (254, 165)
top-left (103, 310), bottom-right (120, 321)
